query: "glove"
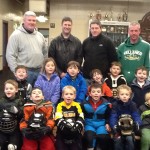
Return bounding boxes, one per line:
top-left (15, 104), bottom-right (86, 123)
top-left (8, 106), bottom-right (18, 114)
top-left (71, 122), bottom-right (83, 134)
top-left (112, 125), bottom-right (118, 135)
top-left (22, 128), bottom-right (34, 139)
top-left (22, 128), bottom-right (42, 140)
top-left (134, 123), bottom-right (141, 136)
top-left (112, 125), bottom-right (121, 139)
top-left (39, 126), bottom-right (52, 136)
top-left (135, 122), bottom-right (139, 131)
top-left (58, 119), bottom-right (72, 131)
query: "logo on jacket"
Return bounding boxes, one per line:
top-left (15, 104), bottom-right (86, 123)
top-left (124, 50), bottom-right (142, 60)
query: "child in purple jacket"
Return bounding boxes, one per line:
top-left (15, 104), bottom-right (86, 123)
top-left (34, 57), bottom-right (60, 106)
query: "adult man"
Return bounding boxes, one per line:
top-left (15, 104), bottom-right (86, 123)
top-left (6, 11), bottom-right (47, 86)
top-left (117, 22), bottom-right (150, 84)
top-left (48, 17), bottom-right (82, 78)
top-left (82, 20), bottom-right (118, 82)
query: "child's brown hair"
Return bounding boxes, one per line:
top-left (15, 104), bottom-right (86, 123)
top-left (135, 66), bottom-right (148, 76)
top-left (4, 79), bottom-right (18, 89)
top-left (89, 82), bottom-right (102, 92)
top-left (67, 61), bottom-right (80, 70)
top-left (41, 57), bottom-right (58, 74)
top-left (90, 69), bottom-right (103, 78)
top-left (15, 65), bottom-right (28, 73)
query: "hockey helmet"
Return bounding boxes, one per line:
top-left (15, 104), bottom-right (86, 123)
top-left (0, 109), bottom-right (17, 133)
top-left (118, 114), bottom-right (133, 135)
top-left (28, 112), bottom-right (46, 129)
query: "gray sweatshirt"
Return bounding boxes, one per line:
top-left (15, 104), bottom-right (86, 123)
top-left (6, 24), bottom-right (47, 72)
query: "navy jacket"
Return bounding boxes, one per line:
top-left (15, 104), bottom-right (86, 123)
top-left (130, 78), bottom-right (150, 108)
top-left (110, 99), bottom-right (142, 128)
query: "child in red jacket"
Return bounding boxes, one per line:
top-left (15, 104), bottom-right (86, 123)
top-left (87, 69), bottom-right (112, 100)
top-left (20, 87), bottom-right (55, 150)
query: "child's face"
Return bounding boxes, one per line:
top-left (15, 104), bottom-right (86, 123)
top-left (4, 83), bottom-right (18, 99)
top-left (45, 61), bottom-right (55, 75)
top-left (146, 98), bottom-right (150, 105)
top-left (118, 89), bottom-right (131, 103)
top-left (62, 88), bottom-right (76, 105)
top-left (110, 65), bottom-right (121, 77)
top-left (92, 72), bottom-right (102, 83)
top-left (15, 68), bottom-right (27, 80)
top-left (89, 87), bottom-right (102, 101)
top-left (30, 89), bottom-right (44, 104)
top-left (135, 69), bottom-right (147, 82)
top-left (67, 66), bottom-right (79, 78)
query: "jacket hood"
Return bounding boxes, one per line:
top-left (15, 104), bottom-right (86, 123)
top-left (17, 24), bottom-right (37, 35)
top-left (124, 36), bottom-right (142, 47)
top-left (131, 78), bottom-right (150, 87)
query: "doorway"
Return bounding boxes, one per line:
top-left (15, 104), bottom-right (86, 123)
top-left (38, 28), bottom-right (49, 47)
top-left (2, 21), bottom-right (8, 70)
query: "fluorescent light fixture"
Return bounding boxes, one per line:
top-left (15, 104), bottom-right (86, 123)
top-left (36, 15), bottom-right (48, 22)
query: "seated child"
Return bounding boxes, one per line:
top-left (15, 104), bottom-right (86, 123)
top-left (55, 85), bottom-right (84, 150)
top-left (110, 85), bottom-right (142, 150)
top-left (61, 61), bottom-right (87, 103)
top-left (81, 83), bottom-right (112, 150)
top-left (105, 61), bottom-right (127, 98)
top-left (15, 65), bottom-right (32, 103)
top-left (0, 79), bottom-right (23, 150)
top-left (139, 92), bottom-right (150, 150)
top-left (20, 87), bottom-right (55, 150)
top-left (130, 66), bottom-right (150, 108)
top-left (34, 57), bottom-right (60, 106)
top-left (87, 69), bottom-right (112, 99)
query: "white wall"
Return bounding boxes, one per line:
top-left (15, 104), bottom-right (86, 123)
top-left (0, 0), bottom-right (24, 70)
top-left (49, 0), bottom-right (150, 42)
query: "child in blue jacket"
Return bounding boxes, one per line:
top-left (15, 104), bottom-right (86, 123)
top-left (61, 61), bottom-right (87, 103)
top-left (110, 84), bottom-right (142, 150)
top-left (81, 82), bottom-right (112, 150)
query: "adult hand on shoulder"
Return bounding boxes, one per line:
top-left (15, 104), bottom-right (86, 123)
top-left (60, 72), bottom-right (66, 78)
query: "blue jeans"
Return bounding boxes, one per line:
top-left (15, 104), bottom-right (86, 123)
top-left (27, 69), bottom-right (40, 86)
top-left (114, 135), bottom-right (134, 150)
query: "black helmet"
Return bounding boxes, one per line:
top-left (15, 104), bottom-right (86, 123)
top-left (28, 113), bottom-right (46, 129)
top-left (118, 114), bottom-right (133, 135)
top-left (0, 109), bottom-right (17, 133)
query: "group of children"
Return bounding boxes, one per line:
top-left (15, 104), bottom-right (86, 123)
top-left (0, 57), bottom-right (150, 150)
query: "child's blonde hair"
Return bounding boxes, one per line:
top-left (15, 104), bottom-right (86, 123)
top-left (4, 79), bottom-right (18, 89)
top-left (111, 61), bottom-right (122, 68)
top-left (62, 85), bottom-right (76, 95)
top-left (145, 92), bottom-right (150, 101)
top-left (117, 84), bottom-right (132, 96)
top-left (41, 57), bottom-right (57, 74)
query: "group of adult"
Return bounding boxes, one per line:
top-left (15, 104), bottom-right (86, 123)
top-left (6, 11), bottom-right (150, 86)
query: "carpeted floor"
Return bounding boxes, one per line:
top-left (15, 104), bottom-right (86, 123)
top-left (0, 68), bottom-right (15, 97)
